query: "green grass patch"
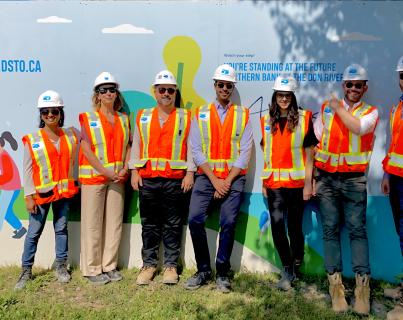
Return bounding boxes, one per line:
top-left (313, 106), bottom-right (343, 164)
top-left (0, 266), bottom-right (397, 319)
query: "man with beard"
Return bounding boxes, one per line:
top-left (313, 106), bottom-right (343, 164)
top-left (185, 64), bottom-right (253, 293)
top-left (314, 64), bottom-right (378, 315)
top-left (130, 70), bottom-right (195, 285)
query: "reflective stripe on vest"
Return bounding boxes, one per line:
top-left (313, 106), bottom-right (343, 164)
top-left (28, 128), bottom-right (77, 192)
top-left (385, 102), bottom-right (403, 169)
top-left (132, 108), bottom-right (188, 170)
top-left (261, 111), bottom-right (306, 180)
top-left (315, 101), bottom-right (374, 167)
top-left (79, 112), bottom-right (128, 179)
top-left (198, 103), bottom-right (245, 171)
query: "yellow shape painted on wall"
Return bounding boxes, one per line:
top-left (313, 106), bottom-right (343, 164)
top-left (163, 36), bottom-right (206, 112)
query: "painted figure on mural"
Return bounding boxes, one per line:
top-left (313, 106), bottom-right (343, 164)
top-left (129, 70), bottom-right (195, 286)
top-left (0, 131), bottom-right (27, 239)
top-left (260, 75), bottom-right (317, 290)
top-left (381, 56), bottom-right (403, 320)
top-left (15, 91), bottom-right (80, 290)
top-left (79, 72), bottom-right (131, 285)
top-left (313, 64), bottom-right (378, 315)
top-left (185, 64), bottom-right (253, 293)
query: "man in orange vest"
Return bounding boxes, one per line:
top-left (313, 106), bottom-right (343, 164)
top-left (381, 56), bottom-right (403, 320)
top-left (185, 64), bottom-right (253, 293)
top-left (129, 70), bottom-right (195, 286)
top-left (314, 64), bottom-right (378, 315)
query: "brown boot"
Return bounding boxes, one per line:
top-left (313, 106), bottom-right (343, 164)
top-left (328, 272), bottom-right (349, 312)
top-left (353, 273), bottom-right (370, 315)
top-left (162, 266), bottom-right (179, 285)
top-left (136, 266), bottom-right (157, 285)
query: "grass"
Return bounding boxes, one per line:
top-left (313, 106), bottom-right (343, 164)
top-left (0, 266), bottom-right (398, 320)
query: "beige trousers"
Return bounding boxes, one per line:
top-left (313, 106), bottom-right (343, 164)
top-left (80, 182), bottom-right (125, 276)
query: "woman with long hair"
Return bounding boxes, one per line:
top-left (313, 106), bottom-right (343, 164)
top-left (79, 72), bottom-right (131, 285)
top-left (15, 90), bottom-right (79, 290)
top-left (260, 75), bottom-right (317, 290)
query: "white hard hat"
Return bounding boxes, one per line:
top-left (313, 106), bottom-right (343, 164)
top-left (273, 75), bottom-right (298, 92)
top-left (153, 70), bottom-right (177, 85)
top-left (93, 71), bottom-right (119, 90)
top-left (37, 90), bottom-right (64, 109)
top-left (396, 56), bottom-right (403, 72)
top-left (343, 64), bottom-right (368, 81)
top-left (212, 64), bottom-right (237, 83)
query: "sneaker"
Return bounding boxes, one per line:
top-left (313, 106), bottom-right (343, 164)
top-left (12, 227), bottom-right (27, 239)
top-left (136, 266), bottom-right (157, 285)
top-left (55, 261), bottom-right (71, 283)
top-left (162, 266), bottom-right (179, 285)
top-left (86, 274), bottom-right (110, 285)
top-left (216, 276), bottom-right (231, 293)
top-left (106, 269), bottom-right (123, 282)
top-left (275, 266), bottom-right (295, 291)
top-left (184, 271), bottom-right (212, 290)
top-left (14, 267), bottom-right (32, 290)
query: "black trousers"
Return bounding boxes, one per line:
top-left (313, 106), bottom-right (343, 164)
top-left (139, 178), bottom-right (184, 267)
top-left (266, 187), bottom-right (305, 268)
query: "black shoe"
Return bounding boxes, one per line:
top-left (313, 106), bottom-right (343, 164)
top-left (184, 271), bottom-right (212, 290)
top-left (105, 269), bottom-right (123, 282)
top-left (86, 274), bottom-right (110, 285)
top-left (216, 276), bottom-right (231, 293)
top-left (12, 227), bottom-right (27, 239)
top-left (14, 267), bottom-right (32, 290)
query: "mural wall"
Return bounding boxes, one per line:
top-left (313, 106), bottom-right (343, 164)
top-left (0, 0), bottom-right (401, 282)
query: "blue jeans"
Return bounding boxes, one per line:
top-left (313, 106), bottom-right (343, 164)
top-left (188, 174), bottom-right (245, 277)
top-left (21, 198), bottom-right (70, 267)
top-left (315, 169), bottom-right (370, 275)
top-left (389, 174), bottom-right (403, 256)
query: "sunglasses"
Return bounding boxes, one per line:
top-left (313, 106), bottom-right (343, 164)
top-left (345, 82), bottom-right (365, 89)
top-left (40, 108), bottom-right (61, 116)
top-left (97, 87), bottom-right (117, 94)
top-left (276, 92), bottom-right (292, 99)
top-left (158, 87), bottom-right (176, 95)
top-left (216, 82), bottom-right (234, 90)
top-left (400, 73), bottom-right (403, 80)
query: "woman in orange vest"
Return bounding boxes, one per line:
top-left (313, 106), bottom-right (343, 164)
top-left (260, 75), bottom-right (317, 290)
top-left (79, 72), bottom-right (131, 285)
top-left (15, 90), bottom-right (79, 290)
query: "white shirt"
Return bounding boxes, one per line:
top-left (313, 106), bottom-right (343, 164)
top-left (314, 99), bottom-right (378, 141)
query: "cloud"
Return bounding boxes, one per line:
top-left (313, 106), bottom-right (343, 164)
top-left (37, 16), bottom-right (72, 24)
top-left (327, 31), bottom-right (381, 42)
top-left (102, 24), bottom-right (154, 34)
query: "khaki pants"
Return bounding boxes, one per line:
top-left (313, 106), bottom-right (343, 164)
top-left (80, 182), bottom-right (125, 276)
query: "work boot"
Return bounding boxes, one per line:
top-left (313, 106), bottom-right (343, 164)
top-left (327, 272), bottom-right (349, 312)
top-left (275, 266), bottom-right (295, 291)
top-left (353, 273), bottom-right (370, 315)
top-left (136, 266), bottom-right (157, 285)
top-left (184, 271), bottom-right (212, 290)
top-left (387, 294), bottom-right (403, 320)
top-left (162, 266), bottom-right (179, 285)
top-left (55, 261), bottom-right (71, 283)
top-left (14, 267), bottom-right (33, 290)
top-left (384, 285), bottom-right (402, 300)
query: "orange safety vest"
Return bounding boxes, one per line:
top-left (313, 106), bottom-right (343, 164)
top-left (315, 100), bottom-right (377, 173)
top-left (22, 127), bottom-right (79, 205)
top-left (195, 103), bottom-right (249, 179)
top-left (383, 101), bottom-right (403, 177)
top-left (131, 107), bottom-right (191, 179)
top-left (261, 110), bottom-right (311, 188)
top-left (79, 111), bottom-right (130, 185)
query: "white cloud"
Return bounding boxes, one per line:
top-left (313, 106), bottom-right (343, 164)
top-left (37, 16), bottom-right (72, 24)
top-left (102, 24), bottom-right (154, 34)
top-left (327, 31), bottom-right (381, 42)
